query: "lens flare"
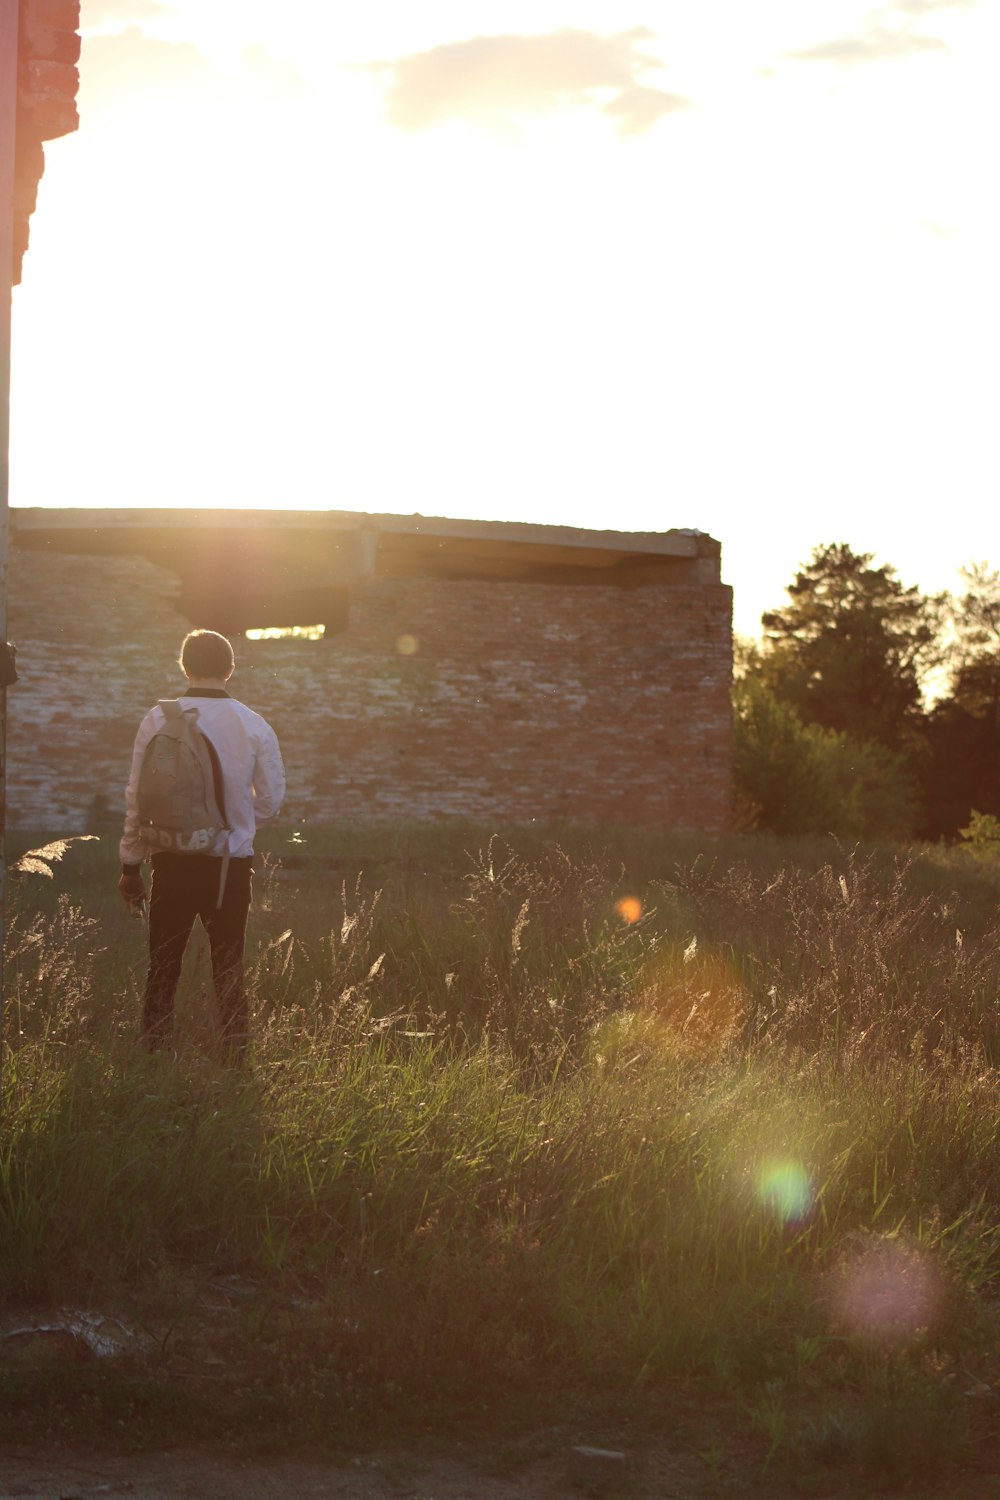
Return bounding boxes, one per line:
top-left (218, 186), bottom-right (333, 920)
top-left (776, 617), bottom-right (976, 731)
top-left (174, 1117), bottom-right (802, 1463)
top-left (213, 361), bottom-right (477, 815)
top-left (616, 896), bottom-right (643, 925)
top-left (396, 634), bottom-right (419, 656)
top-left (756, 1159), bottom-right (814, 1223)
top-left (833, 1237), bottom-right (940, 1347)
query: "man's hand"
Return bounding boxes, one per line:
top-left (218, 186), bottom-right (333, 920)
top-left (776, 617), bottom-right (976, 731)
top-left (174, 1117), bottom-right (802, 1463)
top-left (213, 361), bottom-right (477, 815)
top-left (119, 868), bottom-right (146, 913)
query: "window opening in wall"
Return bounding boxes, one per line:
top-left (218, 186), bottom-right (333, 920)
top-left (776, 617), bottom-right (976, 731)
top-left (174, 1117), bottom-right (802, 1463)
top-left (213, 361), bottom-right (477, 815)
top-left (245, 625), bottom-right (326, 641)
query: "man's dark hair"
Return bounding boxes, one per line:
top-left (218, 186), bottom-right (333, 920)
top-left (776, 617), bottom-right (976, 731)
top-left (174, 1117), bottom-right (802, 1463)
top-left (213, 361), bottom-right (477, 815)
top-left (180, 630), bottom-right (235, 680)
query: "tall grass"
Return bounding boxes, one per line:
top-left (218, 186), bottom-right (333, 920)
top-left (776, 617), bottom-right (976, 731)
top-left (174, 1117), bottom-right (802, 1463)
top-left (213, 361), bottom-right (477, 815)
top-left (3, 825), bottom-right (1000, 1473)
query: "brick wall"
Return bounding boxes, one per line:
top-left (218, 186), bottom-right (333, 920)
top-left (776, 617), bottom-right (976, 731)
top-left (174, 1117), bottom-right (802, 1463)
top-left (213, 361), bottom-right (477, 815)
top-left (13, 0), bottom-right (81, 283)
top-left (6, 545), bottom-right (733, 832)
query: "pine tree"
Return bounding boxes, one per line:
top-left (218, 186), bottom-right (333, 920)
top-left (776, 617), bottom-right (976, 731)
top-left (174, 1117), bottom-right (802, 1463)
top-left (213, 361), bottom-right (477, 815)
top-left (758, 543), bottom-right (943, 751)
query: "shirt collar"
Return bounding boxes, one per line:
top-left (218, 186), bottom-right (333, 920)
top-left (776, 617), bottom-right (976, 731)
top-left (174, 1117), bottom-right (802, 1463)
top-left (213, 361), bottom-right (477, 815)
top-left (182, 688), bottom-right (231, 698)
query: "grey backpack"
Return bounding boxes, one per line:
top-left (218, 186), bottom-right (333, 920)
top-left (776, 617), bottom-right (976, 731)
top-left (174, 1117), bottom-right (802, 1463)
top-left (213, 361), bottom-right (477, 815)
top-left (136, 700), bottom-right (232, 902)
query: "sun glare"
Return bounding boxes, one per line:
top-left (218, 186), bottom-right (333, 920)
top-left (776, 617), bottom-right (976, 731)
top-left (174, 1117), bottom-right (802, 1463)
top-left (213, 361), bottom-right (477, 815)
top-left (11, 2), bottom-right (1000, 634)
top-left (245, 625), bottom-right (325, 641)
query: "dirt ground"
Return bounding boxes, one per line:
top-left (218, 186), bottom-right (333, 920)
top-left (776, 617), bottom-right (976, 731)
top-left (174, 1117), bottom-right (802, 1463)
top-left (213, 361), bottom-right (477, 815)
top-left (5, 1307), bottom-right (1000, 1499)
top-left (5, 1439), bottom-right (1000, 1500)
top-left (0, 1442), bottom-right (696, 1500)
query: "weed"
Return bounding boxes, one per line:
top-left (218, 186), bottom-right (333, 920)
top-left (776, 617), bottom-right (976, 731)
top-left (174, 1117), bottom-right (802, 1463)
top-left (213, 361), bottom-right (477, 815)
top-left (3, 824), bottom-right (1000, 1469)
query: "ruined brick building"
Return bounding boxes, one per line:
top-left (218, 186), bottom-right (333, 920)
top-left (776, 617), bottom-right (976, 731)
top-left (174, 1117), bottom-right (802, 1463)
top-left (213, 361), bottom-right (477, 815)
top-left (2, 2), bottom-right (731, 838)
top-left (7, 508), bottom-right (733, 831)
top-left (11, 0), bottom-right (81, 286)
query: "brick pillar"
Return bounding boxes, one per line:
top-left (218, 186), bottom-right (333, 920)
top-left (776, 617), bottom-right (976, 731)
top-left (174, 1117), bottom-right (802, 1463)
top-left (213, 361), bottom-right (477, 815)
top-left (13, 0), bottom-right (80, 284)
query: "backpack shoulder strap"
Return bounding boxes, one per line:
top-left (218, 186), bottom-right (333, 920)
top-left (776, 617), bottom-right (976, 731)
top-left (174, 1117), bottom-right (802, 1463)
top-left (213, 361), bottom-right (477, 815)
top-left (201, 730), bottom-right (229, 828)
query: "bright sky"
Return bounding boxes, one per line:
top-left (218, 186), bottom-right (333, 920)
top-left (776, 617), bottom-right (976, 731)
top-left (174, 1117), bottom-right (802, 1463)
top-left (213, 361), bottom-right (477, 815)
top-left (10, 0), bottom-right (999, 636)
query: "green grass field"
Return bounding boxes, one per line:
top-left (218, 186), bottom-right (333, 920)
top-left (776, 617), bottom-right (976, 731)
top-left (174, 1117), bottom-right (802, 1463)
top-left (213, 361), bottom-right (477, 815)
top-left (3, 822), bottom-right (1000, 1485)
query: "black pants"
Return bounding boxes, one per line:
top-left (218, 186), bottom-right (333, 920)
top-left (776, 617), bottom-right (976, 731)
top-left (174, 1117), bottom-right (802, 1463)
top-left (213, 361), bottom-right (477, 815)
top-left (141, 853), bottom-right (253, 1054)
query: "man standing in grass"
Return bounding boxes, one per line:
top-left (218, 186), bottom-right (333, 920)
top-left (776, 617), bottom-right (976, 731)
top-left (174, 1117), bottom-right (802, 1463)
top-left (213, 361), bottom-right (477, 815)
top-left (118, 629), bottom-right (285, 1057)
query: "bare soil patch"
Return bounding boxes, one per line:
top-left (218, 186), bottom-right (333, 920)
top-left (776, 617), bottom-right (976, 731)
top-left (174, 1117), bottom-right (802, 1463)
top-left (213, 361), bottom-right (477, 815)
top-left (4, 1439), bottom-right (1000, 1500)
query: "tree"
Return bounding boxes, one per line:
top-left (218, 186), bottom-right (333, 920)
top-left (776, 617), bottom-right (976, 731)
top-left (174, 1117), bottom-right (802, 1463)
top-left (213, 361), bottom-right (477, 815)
top-left (758, 543), bottom-right (944, 752)
top-left (917, 564), bottom-right (1000, 838)
top-left (947, 562), bottom-right (1000, 725)
top-left (733, 678), bottom-right (919, 839)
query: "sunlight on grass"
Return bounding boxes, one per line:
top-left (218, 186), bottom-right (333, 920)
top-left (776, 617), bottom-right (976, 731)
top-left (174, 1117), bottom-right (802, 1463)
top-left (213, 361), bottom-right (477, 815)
top-left (3, 827), bottom-right (1000, 1470)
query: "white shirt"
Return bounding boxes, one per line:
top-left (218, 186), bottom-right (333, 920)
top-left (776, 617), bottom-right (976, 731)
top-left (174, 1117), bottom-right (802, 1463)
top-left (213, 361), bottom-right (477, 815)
top-left (120, 690), bottom-right (285, 863)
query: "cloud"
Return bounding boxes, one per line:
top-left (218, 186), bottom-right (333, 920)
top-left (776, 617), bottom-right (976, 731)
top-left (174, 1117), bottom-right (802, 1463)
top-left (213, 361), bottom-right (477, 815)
top-left (782, 0), bottom-right (974, 67)
top-left (79, 26), bottom-right (305, 114)
top-left (892, 0), bottom-right (974, 11)
top-left (786, 25), bottom-right (948, 64)
top-left (371, 27), bottom-right (689, 138)
top-left (80, 26), bottom-right (214, 110)
top-left (81, 0), bottom-right (170, 28)
top-left (241, 44), bottom-right (308, 97)
top-left (601, 83), bottom-right (688, 137)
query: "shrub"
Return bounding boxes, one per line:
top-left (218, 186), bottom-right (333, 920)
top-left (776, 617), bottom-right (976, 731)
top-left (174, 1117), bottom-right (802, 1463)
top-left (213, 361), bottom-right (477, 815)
top-left (733, 680), bottom-right (918, 838)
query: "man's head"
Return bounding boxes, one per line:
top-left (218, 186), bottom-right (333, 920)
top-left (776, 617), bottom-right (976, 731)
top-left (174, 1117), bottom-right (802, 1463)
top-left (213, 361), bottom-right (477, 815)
top-left (180, 629), bottom-right (235, 684)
